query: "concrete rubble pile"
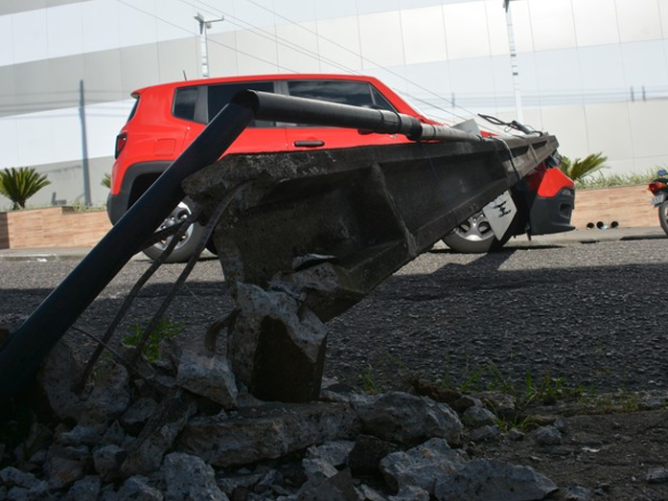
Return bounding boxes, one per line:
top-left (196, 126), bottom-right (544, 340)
top-left (1, 140), bottom-right (574, 499)
top-left (0, 329), bottom-right (571, 501)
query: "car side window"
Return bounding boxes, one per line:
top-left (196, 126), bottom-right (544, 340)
top-left (286, 80), bottom-right (395, 111)
top-left (173, 87), bottom-right (198, 121)
top-left (207, 82), bottom-right (276, 127)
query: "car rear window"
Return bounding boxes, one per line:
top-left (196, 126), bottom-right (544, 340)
top-left (173, 87), bottom-right (198, 121)
top-left (127, 96), bottom-right (139, 122)
top-left (286, 80), bottom-right (395, 111)
top-left (208, 81), bottom-right (275, 127)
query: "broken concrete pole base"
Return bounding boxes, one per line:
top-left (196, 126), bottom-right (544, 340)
top-left (228, 282), bottom-right (327, 403)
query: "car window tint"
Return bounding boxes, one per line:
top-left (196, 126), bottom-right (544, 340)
top-left (287, 80), bottom-right (395, 112)
top-left (208, 82), bottom-right (275, 127)
top-left (173, 87), bottom-right (198, 121)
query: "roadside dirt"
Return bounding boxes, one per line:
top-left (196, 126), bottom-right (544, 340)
top-left (476, 406), bottom-right (668, 501)
top-left (3, 239), bottom-right (668, 499)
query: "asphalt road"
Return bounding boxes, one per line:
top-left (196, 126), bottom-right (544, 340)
top-left (2, 234), bottom-right (668, 395)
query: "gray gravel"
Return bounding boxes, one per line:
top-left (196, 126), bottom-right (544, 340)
top-left (2, 237), bottom-right (668, 393)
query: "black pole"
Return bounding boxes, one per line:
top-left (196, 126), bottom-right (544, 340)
top-left (0, 101), bottom-right (254, 397)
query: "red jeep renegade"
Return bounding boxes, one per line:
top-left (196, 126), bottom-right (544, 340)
top-left (108, 74), bottom-right (574, 262)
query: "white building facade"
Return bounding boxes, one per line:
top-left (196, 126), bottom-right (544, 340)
top-left (1, 0), bottom-right (667, 207)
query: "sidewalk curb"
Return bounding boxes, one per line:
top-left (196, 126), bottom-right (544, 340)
top-left (0, 228), bottom-right (665, 262)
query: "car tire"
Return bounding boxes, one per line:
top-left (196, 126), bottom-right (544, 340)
top-left (142, 199), bottom-right (206, 263)
top-left (205, 238), bottom-right (218, 256)
top-left (443, 210), bottom-right (512, 254)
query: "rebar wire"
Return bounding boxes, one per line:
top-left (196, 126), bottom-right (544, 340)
top-left (76, 205), bottom-right (203, 393)
top-left (204, 313), bottom-right (234, 354)
top-left (71, 325), bottom-right (164, 394)
top-left (129, 185), bottom-right (248, 364)
top-left (139, 222), bottom-right (186, 251)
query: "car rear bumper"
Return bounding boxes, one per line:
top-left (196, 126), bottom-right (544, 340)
top-left (530, 187), bottom-right (576, 235)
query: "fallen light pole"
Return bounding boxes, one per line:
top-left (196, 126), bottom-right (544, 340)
top-left (183, 127), bottom-right (557, 401)
top-left (0, 90), bottom-right (559, 399)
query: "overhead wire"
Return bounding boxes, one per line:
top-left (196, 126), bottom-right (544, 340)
top-left (240, 0), bottom-right (511, 133)
top-left (116, 0), bottom-right (301, 74)
top-left (175, 0), bottom-right (500, 130)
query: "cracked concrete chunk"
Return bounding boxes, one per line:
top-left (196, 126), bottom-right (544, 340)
top-left (306, 440), bottom-right (355, 468)
top-left (297, 468), bottom-right (360, 501)
top-left (564, 485), bottom-right (593, 501)
top-left (36, 338), bottom-right (85, 422)
top-left (45, 453), bottom-right (85, 490)
top-left (121, 390), bottom-right (196, 476)
top-left (80, 364), bottom-right (131, 427)
top-left (466, 424), bottom-right (501, 443)
top-left (176, 348), bottom-right (238, 409)
top-left (179, 402), bottom-right (360, 468)
top-left (228, 283), bottom-right (327, 402)
top-left (389, 485), bottom-right (429, 501)
top-left (379, 438), bottom-right (465, 494)
top-left (462, 406), bottom-right (497, 429)
top-left (351, 392), bottom-right (462, 446)
top-left (163, 453), bottom-right (228, 501)
top-left (92, 445), bottom-right (126, 483)
top-left (533, 426), bottom-right (562, 446)
top-left (58, 426), bottom-right (102, 447)
top-left (0, 467), bottom-right (42, 489)
top-left (120, 398), bottom-right (158, 435)
top-left (114, 475), bottom-right (163, 501)
top-left (68, 475), bottom-right (102, 501)
top-left (347, 435), bottom-right (397, 475)
top-left (647, 467), bottom-right (668, 484)
top-left (433, 459), bottom-right (557, 501)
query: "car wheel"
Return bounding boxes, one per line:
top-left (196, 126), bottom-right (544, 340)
top-left (142, 199), bottom-right (206, 263)
top-left (442, 211), bottom-right (511, 253)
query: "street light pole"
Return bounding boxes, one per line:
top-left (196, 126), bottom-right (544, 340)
top-left (194, 12), bottom-right (224, 78)
top-left (503, 0), bottom-right (524, 123)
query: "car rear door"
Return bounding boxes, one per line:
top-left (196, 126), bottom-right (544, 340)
top-left (180, 81), bottom-right (289, 155)
top-left (283, 79), bottom-right (409, 151)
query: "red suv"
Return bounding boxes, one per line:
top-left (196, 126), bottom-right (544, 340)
top-left (108, 74), bottom-right (574, 261)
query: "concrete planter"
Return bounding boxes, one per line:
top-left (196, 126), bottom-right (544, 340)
top-left (0, 206), bottom-right (111, 249)
top-left (571, 185), bottom-right (656, 230)
top-left (0, 186), bottom-right (656, 250)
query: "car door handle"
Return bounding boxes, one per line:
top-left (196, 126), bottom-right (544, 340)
top-left (293, 140), bottom-right (325, 148)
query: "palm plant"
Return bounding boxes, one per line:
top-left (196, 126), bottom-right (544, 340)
top-left (101, 173), bottom-right (111, 189)
top-left (559, 153), bottom-right (607, 182)
top-left (0, 167), bottom-right (51, 210)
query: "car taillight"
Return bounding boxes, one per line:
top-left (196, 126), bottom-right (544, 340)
top-left (115, 133), bottom-right (127, 159)
top-left (648, 181), bottom-right (667, 193)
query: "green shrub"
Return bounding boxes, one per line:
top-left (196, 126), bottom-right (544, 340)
top-left (101, 173), bottom-right (111, 189)
top-left (123, 317), bottom-right (183, 361)
top-left (0, 167), bottom-right (50, 210)
top-left (559, 153), bottom-right (607, 182)
top-left (575, 169), bottom-right (658, 189)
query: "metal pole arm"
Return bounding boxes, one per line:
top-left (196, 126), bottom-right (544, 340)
top-left (234, 90), bottom-right (483, 143)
